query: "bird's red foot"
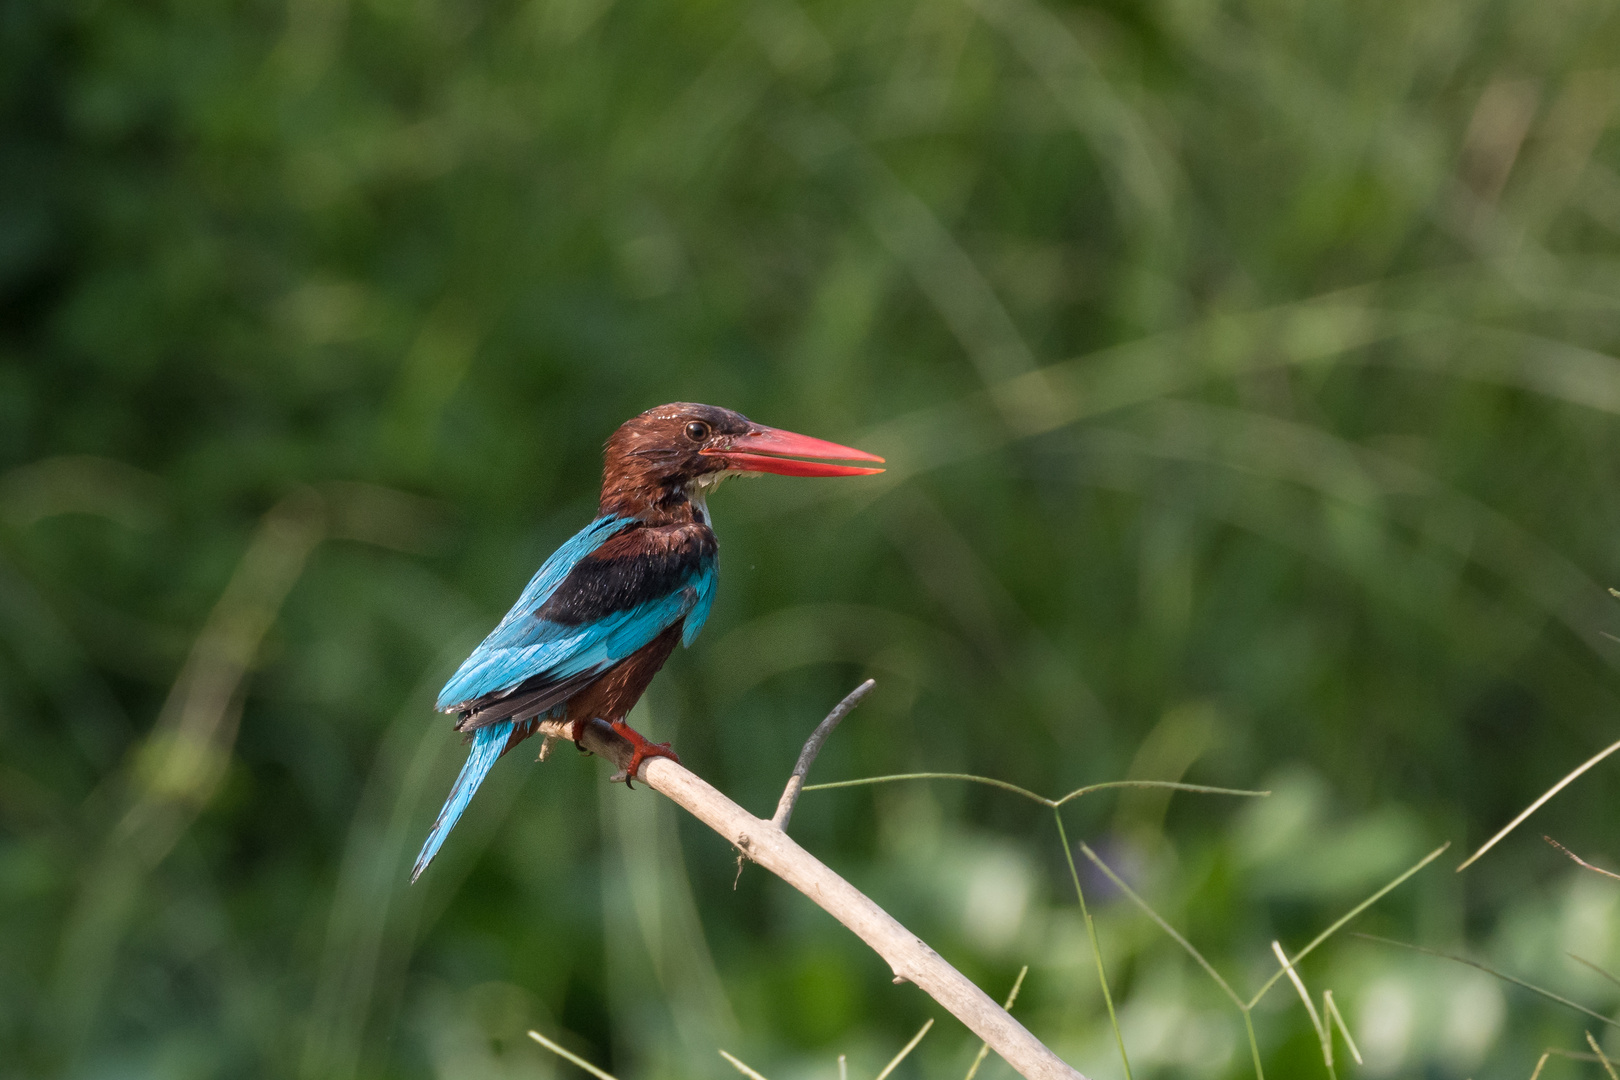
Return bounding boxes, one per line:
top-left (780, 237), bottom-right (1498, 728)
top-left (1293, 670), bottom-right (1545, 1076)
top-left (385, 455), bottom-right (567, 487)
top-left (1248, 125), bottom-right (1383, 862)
top-left (609, 719), bottom-right (680, 788)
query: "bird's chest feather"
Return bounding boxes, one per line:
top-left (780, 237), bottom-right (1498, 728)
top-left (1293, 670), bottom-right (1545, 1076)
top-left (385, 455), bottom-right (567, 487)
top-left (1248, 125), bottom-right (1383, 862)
top-left (563, 622), bottom-right (685, 724)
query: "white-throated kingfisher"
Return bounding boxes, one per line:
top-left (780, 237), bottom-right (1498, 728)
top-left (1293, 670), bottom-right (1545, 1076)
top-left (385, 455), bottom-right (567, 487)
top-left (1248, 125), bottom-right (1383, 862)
top-left (413, 403), bottom-right (883, 880)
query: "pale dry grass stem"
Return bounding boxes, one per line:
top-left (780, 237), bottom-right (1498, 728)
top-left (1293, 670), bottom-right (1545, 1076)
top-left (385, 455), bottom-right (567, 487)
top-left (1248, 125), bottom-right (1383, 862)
top-left (1590, 1032), bottom-right (1620, 1080)
top-left (965, 967), bottom-right (1029, 1080)
top-left (1271, 942), bottom-right (1361, 1077)
top-left (527, 1030), bottom-right (622, 1080)
top-left (1457, 739), bottom-right (1620, 871)
top-left (875, 1020), bottom-right (934, 1080)
top-left (720, 1049), bottom-right (773, 1080)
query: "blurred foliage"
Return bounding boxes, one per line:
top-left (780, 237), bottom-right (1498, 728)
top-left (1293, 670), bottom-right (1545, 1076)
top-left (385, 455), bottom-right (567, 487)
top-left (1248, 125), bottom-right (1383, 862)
top-left (8, 0), bottom-right (1620, 1076)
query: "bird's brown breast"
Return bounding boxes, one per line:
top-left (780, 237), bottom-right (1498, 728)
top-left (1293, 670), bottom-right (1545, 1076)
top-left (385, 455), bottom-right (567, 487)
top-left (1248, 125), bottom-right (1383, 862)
top-left (563, 622), bottom-right (685, 725)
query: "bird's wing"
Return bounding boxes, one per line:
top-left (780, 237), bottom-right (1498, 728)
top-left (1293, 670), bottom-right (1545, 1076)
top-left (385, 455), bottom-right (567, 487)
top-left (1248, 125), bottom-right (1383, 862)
top-left (437, 519), bottom-right (716, 718)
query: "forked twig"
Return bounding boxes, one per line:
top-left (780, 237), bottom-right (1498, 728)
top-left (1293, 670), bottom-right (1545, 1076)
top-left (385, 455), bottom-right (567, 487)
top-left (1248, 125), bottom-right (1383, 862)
top-left (535, 687), bottom-right (1086, 1080)
top-left (774, 679), bottom-right (875, 829)
top-left (806, 772), bottom-right (1267, 807)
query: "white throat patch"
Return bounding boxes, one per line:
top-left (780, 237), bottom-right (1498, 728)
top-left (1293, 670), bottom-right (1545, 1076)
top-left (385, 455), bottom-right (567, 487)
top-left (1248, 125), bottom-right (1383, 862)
top-left (685, 468), bottom-right (758, 523)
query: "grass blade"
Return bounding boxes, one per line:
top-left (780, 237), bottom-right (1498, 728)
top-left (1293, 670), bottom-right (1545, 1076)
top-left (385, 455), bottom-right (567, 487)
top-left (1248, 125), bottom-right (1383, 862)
top-left (1242, 1011), bottom-right (1265, 1080)
top-left (528, 1031), bottom-right (621, 1080)
top-left (874, 1019), bottom-right (933, 1080)
top-left (1272, 941), bottom-right (1334, 1077)
top-left (1055, 815), bottom-right (1133, 1080)
top-left (1457, 739), bottom-right (1620, 872)
top-left (1570, 952), bottom-right (1620, 991)
top-left (1353, 935), bottom-right (1620, 1028)
top-left (1272, 941), bottom-right (1326, 1037)
top-left (1247, 843), bottom-right (1449, 1008)
top-left (1076, 841), bottom-right (1243, 1009)
top-left (964, 966), bottom-right (1028, 1080)
top-left (1323, 991), bottom-right (1363, 1066)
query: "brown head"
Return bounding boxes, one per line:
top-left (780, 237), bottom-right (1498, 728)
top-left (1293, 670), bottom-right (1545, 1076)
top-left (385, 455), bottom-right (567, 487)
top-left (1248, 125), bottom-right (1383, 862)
top-left (600, 403), bottom-right (884, 521)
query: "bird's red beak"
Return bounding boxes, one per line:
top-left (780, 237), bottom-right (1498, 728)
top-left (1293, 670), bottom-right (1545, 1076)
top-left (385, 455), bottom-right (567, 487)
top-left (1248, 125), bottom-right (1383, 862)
top-left (702, 426), bottom-right (885, 477)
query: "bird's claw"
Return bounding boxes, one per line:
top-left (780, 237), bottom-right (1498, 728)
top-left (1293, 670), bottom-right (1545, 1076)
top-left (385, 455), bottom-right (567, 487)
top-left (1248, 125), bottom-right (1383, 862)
top-left (608, 720), bottom-right (680, 788)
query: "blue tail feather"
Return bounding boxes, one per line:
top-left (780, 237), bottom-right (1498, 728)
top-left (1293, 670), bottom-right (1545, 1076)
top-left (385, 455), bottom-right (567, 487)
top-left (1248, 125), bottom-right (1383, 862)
top-left (412, 719), bottom-right (515, 882)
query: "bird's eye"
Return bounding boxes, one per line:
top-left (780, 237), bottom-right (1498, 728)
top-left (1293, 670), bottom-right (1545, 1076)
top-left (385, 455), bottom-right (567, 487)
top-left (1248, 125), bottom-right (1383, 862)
top-left (685, 421), bottom-right (711, 442)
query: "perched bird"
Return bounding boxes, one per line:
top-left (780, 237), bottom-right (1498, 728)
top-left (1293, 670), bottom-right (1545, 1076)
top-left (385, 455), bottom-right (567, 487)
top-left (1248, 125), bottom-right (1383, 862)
top-left (413, 403), bottom-right (883, 880)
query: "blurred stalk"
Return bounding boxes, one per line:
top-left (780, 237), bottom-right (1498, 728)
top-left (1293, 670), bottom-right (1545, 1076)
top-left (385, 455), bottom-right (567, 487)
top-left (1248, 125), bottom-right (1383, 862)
top-left (52, 490), bottom-right (327, 1047)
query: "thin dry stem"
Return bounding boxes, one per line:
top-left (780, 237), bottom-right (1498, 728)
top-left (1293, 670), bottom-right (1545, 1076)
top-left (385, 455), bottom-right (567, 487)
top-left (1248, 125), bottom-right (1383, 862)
top-left (1272, 941), bottom-right (1334, 1077)
top-left (1570, 952), bottom-right (1620, 991)
top-left (1079, 842), bottom-right (1242, 1008)
top-left (527, 1030), bottom-right (621, 1080)
top-left (1323, 992), bottom-right (1362, 1066)
top-left (720, 1049), bottom-right (772, 1080)
top-left (1458, 739), bottom-right (1620, 871)
top-left (965, 967), bottom-right (1029, 1080)
top-left (1272, 941), bottom-right (1325, 1035)
top-left (773, 679), bottom-right (875, 829)
top-left (1545, 835), bottom-right (1620, 882)
top-left (875, 1019), bottom-right (933, 1080)
top-left (1590, 1032), bottom-right (1620, 1080)
top-left (1058, 824), bottom-right (1132, 1080)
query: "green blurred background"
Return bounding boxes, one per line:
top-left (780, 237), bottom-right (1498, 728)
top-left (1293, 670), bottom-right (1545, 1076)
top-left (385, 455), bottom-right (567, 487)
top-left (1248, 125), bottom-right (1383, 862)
top-left (8, 0), bottom-right (1620, 1076)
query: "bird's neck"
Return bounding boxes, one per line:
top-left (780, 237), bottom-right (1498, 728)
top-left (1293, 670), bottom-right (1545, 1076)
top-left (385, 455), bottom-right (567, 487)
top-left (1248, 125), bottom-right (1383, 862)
top-left (599, 474), bottom-right (714, 528)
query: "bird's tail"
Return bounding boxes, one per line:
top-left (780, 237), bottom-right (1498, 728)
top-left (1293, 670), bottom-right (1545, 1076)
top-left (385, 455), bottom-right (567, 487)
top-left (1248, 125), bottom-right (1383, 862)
top-left (412, 718), bottom-right (515, 882)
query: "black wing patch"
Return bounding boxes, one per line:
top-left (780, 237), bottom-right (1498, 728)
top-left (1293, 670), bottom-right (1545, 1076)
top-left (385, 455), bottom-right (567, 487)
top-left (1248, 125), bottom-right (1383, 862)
top-left (536, 529), bottom-right (716, 626)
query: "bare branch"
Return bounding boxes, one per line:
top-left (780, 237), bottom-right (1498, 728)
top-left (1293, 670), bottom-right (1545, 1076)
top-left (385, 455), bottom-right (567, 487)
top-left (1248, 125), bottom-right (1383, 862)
top-left (538, 713), bottom-right (1087, 1080)
top-left (773, 679), bottom-right (875, 830)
